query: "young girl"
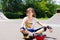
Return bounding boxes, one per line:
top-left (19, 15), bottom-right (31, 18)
top-left (20, 7), bottom-right (53, 38)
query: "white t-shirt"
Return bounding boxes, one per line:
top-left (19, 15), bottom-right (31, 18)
top-left (21, 17), bottom-right (39, 29)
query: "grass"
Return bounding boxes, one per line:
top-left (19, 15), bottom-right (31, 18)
top-left (19, 18), bottom-right (49, 20)
top-left (37, 18), bottom-right (49, 20)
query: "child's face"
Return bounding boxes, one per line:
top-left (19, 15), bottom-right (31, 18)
top-left (27, 10), bottom-right (33, 17)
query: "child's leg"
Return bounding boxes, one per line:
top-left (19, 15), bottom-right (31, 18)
top-left (20, 27), bottom-right (32, 34)
top-left (35, 28), bottom-right (44, 34)
top-left (35, 27), bottom-right (47, 34)
top-left (22, 30), bottom-right (32, 34)
top-left (27, 27), bottom-right (47, 37)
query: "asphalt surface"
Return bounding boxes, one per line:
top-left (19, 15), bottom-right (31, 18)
top-left (0, 19), bottom-right (60, 40)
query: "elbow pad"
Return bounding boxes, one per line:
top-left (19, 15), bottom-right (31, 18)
top-left (20, 27), bottom-right (25, 30)
top-left (47, 26), bottom-right (52, 29)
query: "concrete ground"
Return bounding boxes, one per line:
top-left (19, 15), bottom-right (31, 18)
top-left (0, 19), bottom-right (60, 40)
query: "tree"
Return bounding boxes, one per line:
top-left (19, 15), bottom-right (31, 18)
top-left (2, 0), bottom-right (25, 19)
top-left (1, 0), bottom-right (57, 18)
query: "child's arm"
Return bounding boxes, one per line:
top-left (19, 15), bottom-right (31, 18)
top-left (35, 18), bottom-right (53, 32)
top-left (37, 21), bottom-right (53, 32)
top-left (37, 21), bottom-right (47, 27)
top-left (20, 17), bottom-right (32, 34)
top-left (20, 20), bottom-right (30, 34)
top-left (37, 21), bottom-right (53, 29)
top-left (34, 18), bottom-right (47, 27)
top-left (20, 17), bottom-right (26, 32)
top-left (35, 18), bottom-right (53, 29)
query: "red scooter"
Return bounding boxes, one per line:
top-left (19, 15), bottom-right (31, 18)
top-left (23, 33), bottom-right (56, 40)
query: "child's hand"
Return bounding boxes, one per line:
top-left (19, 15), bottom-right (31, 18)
top-left (47, 26), bottom-right (53, 33)
top-left (49, 28), bottom-right (53, 33)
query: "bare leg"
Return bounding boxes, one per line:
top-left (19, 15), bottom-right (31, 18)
top-left (21, 30), bottom-right (32, 34)
top-left (35, 28), bottom-right (45, 34)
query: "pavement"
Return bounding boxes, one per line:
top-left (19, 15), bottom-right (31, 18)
top-left (0, 19), bottom-right (60, 40)
top-left (0, 10), bottom-right (60, 40)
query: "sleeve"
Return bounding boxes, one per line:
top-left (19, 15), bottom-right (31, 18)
top-left (34, 17), bottom-right (39, 23)
top-left (20, 17), bottom-right (27, 28)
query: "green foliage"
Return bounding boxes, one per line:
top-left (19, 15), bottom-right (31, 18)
top-left (2, 0), bottom-right (26, 19)
top-left (0, 0), bottom-right (2, 9)
top-left (57, 5), bottom-right (60, 9)
top-left (4, 12), bottom-right (22, 19)
top-left (1, 0), bottom-right (57, 19)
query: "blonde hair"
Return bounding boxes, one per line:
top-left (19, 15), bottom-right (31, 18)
top-left (26, 7), bottom-right (36, 17)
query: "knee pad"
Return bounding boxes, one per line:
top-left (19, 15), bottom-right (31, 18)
top-left (47, 26), bottom-right (52, 29)
top-left (28, 33), bottom-right (38, 37)
top-left (42, 27), bottom-right (47, 31)
top-left (23, 33), bottom-right (28, 36)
